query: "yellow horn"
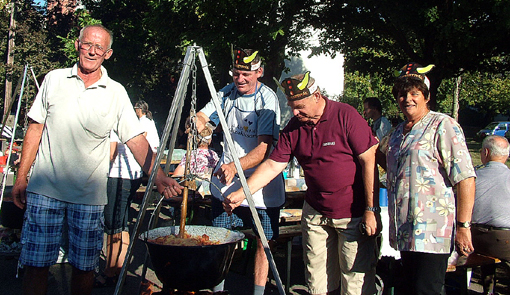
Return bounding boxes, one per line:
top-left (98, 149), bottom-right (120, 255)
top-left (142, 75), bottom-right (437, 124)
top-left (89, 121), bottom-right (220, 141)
top-left (297, 71), bottom-right (310, 90)
top-left (417, 64), bottom-right (435, 74)
top-left (243, 51), bottom-right (259, 63)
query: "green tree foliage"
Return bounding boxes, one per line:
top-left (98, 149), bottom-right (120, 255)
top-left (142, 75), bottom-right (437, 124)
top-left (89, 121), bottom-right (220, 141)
top-left (1, 0), bottom-right (59, 118)
top-left (80, 0), bottom-right (315, 126)
top-left (311, 0), bottom-right (510, 110)
top-left (45, 0), bottom-right (78, 64)
top-left (437, 71), bottom-right (510, 123)
top-left (340, 71), bottom-right (400, 120)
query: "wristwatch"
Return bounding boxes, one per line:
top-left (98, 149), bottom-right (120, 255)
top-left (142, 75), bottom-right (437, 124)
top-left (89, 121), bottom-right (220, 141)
top-left (457, 221), bottom-right (471, 228)
top-left (365, 206), bottom-right (381, 213)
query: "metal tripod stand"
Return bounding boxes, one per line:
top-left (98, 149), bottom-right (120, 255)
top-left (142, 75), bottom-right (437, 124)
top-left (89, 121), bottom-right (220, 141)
top-left (114, 45), bottom-right (285, 295)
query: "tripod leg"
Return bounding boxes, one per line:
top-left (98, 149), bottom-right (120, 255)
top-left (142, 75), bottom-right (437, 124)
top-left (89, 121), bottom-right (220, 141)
top-left (114, 47), bottom-right (196, 295)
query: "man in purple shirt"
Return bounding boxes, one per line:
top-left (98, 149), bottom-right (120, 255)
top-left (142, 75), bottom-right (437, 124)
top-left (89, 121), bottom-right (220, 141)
top-left (224, 72), bottom-right (380, 295)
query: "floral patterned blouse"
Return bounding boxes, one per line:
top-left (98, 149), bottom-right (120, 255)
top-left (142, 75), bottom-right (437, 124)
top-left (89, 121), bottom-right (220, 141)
top-left (385, 111), bottom-right (475, 253)
top-left (178, 148), bottom-right (219, 177)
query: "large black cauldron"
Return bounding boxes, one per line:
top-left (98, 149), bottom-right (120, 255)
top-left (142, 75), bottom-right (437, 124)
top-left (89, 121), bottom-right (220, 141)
top-left (141, 225), bottom-right (244, 291)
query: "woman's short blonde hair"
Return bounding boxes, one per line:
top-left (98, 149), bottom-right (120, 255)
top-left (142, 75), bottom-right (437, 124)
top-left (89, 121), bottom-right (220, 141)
top-left (197, 122), bottom-right (214, 147)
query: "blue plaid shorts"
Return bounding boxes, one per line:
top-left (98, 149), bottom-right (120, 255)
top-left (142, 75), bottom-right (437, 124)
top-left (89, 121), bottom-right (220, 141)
top-left (20, 193), bottom-right (104, 271)
top-left (210, 197), bottom-right (280, 240)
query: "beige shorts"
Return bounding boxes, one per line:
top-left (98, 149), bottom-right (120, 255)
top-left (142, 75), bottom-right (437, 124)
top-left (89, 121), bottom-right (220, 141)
top-left (302, 201), bottom-right (378, 295)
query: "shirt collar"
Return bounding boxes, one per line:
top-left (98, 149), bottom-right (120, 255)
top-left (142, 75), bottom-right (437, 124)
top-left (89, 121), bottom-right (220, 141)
top-left (317, 95), bottom-right (331, 124)
top-left (486, 161), bottom-right (509, 168)
top-left (69, 63), bottom-right (108, 88)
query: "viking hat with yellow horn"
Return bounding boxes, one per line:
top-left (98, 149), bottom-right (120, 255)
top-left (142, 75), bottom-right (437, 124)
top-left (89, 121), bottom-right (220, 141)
top-left (395, 62), bottom-right (435, 89)
top-left (278, 71), bottom-right (318, 101)
top-left (233, 48), bottom-right (261, 71)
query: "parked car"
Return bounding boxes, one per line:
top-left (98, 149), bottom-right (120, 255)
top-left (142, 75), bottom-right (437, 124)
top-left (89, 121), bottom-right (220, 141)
top-left (476, 121), bottom-right (510, 141)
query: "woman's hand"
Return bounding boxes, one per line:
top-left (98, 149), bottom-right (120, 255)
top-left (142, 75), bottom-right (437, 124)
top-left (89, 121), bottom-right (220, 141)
top-left (455, 227), bottom-right (474, 256)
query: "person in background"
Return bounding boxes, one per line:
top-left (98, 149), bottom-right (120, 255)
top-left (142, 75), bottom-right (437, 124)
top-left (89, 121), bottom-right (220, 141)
top-left (195, 48), bottom-right (285, 295)
top-left (94, 130), bottom-right (144, 287)
top-left (471, 135), bottom-right (510, 294)
top-left (11, 24), bottom-right (182, 295)
top-left (134, 100), bottom-right (159, 153)
top-left (173, 122), bottom-right (219, 178)
top-left (95, 100), bottom-right (161, 287)
top-left (363, 97), bottom-right (392, 141)
top-left (225, 71), bottom-right (380, 295)
top-left (383, 62), bottom-right (476, 295)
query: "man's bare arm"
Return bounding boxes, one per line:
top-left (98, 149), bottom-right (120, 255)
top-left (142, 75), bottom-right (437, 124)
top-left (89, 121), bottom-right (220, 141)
top-left (455, 177), bottom-right (475, 256)
top-left (223, 159), bottom-right (287, 214)
top-left (358, 143), bottom-right (379, 236)
top-left (126, 134), bottom-right (183, 198)
top-left (215, 135), bottom-right (273, 185)
top-left (12, 121), bottom-right (44, 209)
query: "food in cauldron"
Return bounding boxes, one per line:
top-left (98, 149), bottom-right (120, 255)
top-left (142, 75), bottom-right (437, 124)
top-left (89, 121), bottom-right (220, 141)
top-left (148, 232), bottom-right (219, 246)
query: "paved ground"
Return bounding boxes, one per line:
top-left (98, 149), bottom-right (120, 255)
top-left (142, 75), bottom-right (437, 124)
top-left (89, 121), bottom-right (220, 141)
top-left (1, 196), bottom-right (509, 295)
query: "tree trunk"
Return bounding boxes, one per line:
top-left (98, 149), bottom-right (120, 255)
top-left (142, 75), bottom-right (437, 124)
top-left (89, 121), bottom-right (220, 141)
top-left (4, 1), bottom-right (16, 120)
top-left (452, 75), bottom-right (461, 122)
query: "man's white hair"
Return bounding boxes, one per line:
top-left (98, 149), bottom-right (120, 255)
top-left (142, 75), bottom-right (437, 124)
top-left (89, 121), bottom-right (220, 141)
top-left (79, 24), bottom-right (114, 49)
top-left (483, 135), bottom-right (510, 157)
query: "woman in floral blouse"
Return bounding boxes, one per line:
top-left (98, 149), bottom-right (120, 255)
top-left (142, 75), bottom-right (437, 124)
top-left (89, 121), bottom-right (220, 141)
top-left (173, 122), bottom-right (219, 178)
top-left (384, 63), bottom-right (476, 295)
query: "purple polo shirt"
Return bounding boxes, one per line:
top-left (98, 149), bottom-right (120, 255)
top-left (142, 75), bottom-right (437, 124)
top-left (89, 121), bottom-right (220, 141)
top-left (270, 97), bottom-right (378, 219)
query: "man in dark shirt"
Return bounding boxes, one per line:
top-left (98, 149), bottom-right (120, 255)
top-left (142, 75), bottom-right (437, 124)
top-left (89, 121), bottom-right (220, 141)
top-left (224, 72), bottom-right (380, 295)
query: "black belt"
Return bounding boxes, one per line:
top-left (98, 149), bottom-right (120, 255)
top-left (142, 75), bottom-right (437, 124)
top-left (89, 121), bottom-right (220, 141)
top-left (472, 223), bottom-right (510, 231)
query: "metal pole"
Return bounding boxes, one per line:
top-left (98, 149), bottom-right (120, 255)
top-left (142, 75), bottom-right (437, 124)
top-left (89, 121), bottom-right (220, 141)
top-left (0, 64), bottom-right (28, 209)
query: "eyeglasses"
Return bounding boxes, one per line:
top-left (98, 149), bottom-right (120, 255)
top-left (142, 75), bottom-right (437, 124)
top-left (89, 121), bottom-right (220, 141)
top-left (79, 41), bottom-right (109, 56)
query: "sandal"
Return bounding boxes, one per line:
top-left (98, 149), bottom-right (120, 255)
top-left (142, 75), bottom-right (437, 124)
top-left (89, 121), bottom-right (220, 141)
top-left (93, 273), bottom-right (118, 288)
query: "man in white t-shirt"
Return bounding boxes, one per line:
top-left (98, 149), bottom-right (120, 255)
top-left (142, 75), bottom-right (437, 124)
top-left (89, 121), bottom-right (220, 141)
top-left (196, 48), bottom-right (285, 295)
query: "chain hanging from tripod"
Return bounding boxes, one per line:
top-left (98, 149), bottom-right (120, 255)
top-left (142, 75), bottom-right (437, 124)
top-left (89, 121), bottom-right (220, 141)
top-left (181, 55), bottom-right (223, 194)
top-left (184, 57), bottom-right (199, 177)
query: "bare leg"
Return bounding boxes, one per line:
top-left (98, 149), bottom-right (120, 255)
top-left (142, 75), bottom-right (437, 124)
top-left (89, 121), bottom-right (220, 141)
top-left (22, 266), bottom-right (49, 295)
top-left (118, 231), bottom-right (130, 272)
top-left (104, 231), bottom-right (129, 277)
top-left (253, 238), bottom-right (269, 287)
top-left (253, 238), bottom-right (271, 287)
top-left (71, 266), bottom-right (94, 295)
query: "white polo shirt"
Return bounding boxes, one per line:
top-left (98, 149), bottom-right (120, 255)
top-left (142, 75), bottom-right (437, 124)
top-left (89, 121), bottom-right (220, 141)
top-left (27, 64), bottom-right (143, 205)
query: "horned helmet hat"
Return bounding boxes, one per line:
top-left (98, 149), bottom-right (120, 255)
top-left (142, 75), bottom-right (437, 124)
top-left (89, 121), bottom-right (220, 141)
top-left (276, 71), bottom-right (318, 101)
top-left (232, 48), bottom-right (261, 71)
top-left (394, 62), bottom-right (435, 89)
